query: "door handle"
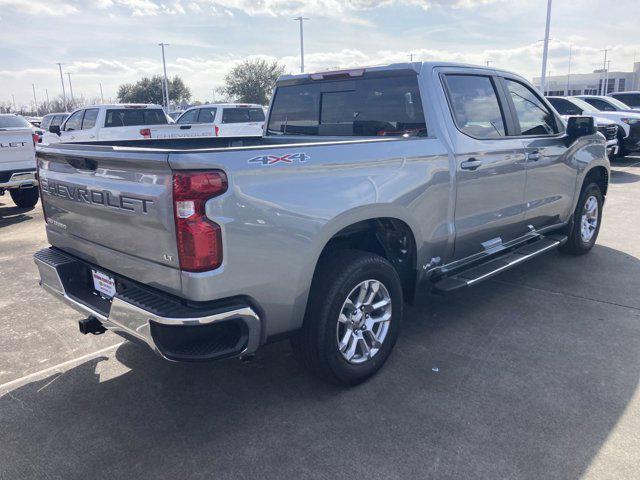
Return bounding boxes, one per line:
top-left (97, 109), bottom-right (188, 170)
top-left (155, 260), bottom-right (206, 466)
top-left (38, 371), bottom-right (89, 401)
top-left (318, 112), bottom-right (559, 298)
top-left (460, 158), bottom-right (483, 171)
top-left (527, 150), bottom-right (541, 161)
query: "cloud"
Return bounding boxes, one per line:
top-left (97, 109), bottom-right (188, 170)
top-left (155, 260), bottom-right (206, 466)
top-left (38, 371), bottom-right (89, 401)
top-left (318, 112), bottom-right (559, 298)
top-left (0, 0), bottom-right (77, 16)
top-left (1, 0), bottom-right (502, 19)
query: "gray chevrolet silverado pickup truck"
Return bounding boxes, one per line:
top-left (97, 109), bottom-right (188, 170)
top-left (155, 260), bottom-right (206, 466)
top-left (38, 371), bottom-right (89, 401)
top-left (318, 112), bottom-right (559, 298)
top-left (34, 62), bottom-right (609, 385)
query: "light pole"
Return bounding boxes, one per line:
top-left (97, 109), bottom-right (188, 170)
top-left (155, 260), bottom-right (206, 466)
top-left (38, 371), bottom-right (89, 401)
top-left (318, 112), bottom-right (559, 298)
top-left (604, 60), bottom-right (612, 95)
top-left (408, 53), bottom-right (415, 62)
top-left (158, 43), bottom-right (170, 111)
top-left (485, 60), bottom-right (492, 67)
top-left (45, 88), bottom-right (50, 109)
top-left (600, 49), bottom-right (609, 95)
top-left (32, 84), bottom-right (38, 114)
top-left (66, 72), bottom-right (75, 106)
top-left (539, 0), bottom-right (553, 95)
top-left (56, 63), bottom-right (67, 111)
top-left (293, 17), bottom-right (308, 73)
top-left (565, 45), bottom-right (572, 96)
top-left (11, 94), bottom-right (16, 112)
top-left (99, 83), bottom-right (104, 103)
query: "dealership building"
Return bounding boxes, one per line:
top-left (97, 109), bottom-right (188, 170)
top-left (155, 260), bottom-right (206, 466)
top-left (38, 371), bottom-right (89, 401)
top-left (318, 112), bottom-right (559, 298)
top-left (532, 62), bottom-right (640, 96)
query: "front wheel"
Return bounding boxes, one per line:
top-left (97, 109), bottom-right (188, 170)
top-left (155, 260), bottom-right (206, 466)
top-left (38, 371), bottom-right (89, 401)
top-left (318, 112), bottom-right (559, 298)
top-left (9, 187), bottom-right (39, 209)
top-left (560, 182), bottom-right (603, 255)
top-left (291, 250), bottom-right (403, 385)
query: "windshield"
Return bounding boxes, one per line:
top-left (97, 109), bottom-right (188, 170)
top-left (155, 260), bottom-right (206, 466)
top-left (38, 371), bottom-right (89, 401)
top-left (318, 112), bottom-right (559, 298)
top-left (267, 75), bottom-right (426, 137)
top-left (0, 115), bottom-right (32, 129)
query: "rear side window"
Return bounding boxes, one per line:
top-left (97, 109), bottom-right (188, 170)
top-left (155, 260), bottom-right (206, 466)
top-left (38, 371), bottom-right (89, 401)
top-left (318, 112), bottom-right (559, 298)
top-left (443, 74), bottom-right (506, 139)
top-left (64, 110), bottom-right (84, 131)
top-left (81, 109), bottom-right (99, 129)
top-left (0, 115), bottom-right (32, 129)
top-left (583, 98), bottom-right (616, 111)
top-left (197, 108), bottom-right (217, 123)
top-left (104, 109), bottom-right (168, 128)
top-left (177, 109), bottom-right (198, 124)
top-left (220, 107), bottom-right (264, 124)
top-left (505, 79), bottom-right (557, 136)
top-left (267, 75), bottom-right (426, 136)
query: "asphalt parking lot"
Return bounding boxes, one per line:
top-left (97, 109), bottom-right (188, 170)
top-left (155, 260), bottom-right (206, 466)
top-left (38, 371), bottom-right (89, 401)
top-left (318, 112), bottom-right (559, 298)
top-left (1, 157), bottom-right (639, 480)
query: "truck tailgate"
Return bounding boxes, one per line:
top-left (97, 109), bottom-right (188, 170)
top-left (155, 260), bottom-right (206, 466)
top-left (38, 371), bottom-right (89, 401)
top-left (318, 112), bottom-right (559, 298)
top-left (37, 144), bottom-right (180, 272)
top-left (0, 128), bottom-right (35, 171)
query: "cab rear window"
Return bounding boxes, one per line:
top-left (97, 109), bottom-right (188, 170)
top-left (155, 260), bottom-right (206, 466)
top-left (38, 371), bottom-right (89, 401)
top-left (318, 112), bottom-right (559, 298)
top-left (267, 75), bottom-right (426, 137)
top-left (0, 115), bottom-right (32, 129)
top-left (104, 109), bottom-right (168, 128)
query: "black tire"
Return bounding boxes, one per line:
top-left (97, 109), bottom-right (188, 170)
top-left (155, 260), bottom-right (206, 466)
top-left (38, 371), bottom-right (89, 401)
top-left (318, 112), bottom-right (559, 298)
top-left (291, 250), bottom-right (403, 385)
top-left (559, 182), bottom-right (603, 255)
top-left (616, 132), bottom-right (628, 158)
top-left (9, 187), bottom-right (39, 209)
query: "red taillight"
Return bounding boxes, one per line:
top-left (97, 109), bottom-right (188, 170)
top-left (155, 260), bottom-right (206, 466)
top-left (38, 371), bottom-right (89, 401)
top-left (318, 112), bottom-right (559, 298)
top-left (172, 171), bottom-right (228, 272)
top-left (140, 128), bottom-right (151, 138)
top-left (32, 133), bottom-right (40, 145)
top-left (214, 125), bottom-right (220, 137)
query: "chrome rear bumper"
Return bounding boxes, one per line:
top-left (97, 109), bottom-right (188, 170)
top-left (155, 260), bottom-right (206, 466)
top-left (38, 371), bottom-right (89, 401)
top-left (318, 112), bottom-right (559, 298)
top-left (34, 248), bottom-right (261, 361)
top-left (0, 170), bottom-right (37, 189)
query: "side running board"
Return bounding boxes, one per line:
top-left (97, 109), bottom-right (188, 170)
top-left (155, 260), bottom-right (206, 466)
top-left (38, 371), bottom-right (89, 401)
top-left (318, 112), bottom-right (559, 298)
top-left (432, 234), bottom-right (567, 295)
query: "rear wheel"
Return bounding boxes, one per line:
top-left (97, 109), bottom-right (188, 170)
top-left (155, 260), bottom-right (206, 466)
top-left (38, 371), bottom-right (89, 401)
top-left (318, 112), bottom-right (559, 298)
top-left (291, 250), bottom-right (403, 385)
top-left (560, 182), bottom-right (603, 255)
top-left (9, 187), bottom-right (39, 209)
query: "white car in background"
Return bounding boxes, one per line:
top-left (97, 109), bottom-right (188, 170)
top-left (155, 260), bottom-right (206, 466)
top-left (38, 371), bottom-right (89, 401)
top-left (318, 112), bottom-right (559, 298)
top-left (547, 96), bottom-right (640, 157)
top-left (45, 104), bottom-right (214, 143)
top-left (175, 103), bottom-right (265, 137)
top-left (0, 114), bottom-right (39, 208)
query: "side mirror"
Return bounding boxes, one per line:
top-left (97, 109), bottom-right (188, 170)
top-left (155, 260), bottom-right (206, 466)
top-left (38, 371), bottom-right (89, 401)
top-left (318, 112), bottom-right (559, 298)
top-left (566, 116), bottom-right (596, 139)
top-left (49, 125), bottom-right (61, 135)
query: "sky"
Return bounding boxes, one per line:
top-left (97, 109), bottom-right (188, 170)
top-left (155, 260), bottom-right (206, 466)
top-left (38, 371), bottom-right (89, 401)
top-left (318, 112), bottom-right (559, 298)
top-left (1, 0), bottom-right (639, 109)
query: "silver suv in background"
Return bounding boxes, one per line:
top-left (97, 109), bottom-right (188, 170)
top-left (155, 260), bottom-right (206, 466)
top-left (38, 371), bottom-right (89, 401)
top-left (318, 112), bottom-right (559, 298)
top-left (34, 63), bottom-right (609, 385)
top-left (0, 114), bottom-right (39, 208)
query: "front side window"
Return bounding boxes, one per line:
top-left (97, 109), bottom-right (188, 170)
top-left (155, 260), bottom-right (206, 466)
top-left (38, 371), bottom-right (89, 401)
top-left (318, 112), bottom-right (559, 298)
top-left (267, 75), bottom-right (426, 136)
top-left (81, 109), bottom-right (99, 129)
top-left (53, 115), bottom-right (67, 127)
top-left (64, 110), bottom-right (84, 131)
top-left (177, 109), bottom-right (198, 124)
top-left (41, 115), bottom-right (52, 130)
top-left (505, 79), bottom-right (557, 136)
top-left (548, 98), bottom-right (582, 116)
top-left (197, 108), bottom-right (217, 123)
top-left (444, 74), bottom-right (506, 139)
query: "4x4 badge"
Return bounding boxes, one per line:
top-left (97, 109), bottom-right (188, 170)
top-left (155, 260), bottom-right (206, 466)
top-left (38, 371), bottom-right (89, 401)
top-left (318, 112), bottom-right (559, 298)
top-left (248, 152), bottom-right (309, 166)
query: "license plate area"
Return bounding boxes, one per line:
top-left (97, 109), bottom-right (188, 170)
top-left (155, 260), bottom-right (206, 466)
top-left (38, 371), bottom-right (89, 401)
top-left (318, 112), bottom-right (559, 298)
top-left (92, 269), bottom-right (116, 299)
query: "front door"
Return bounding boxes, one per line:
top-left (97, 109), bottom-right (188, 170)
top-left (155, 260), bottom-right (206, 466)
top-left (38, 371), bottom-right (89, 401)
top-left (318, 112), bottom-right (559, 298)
top-left (442, 72), bottom-right (530, 260)
top-left (501, 78), bottom-right (577, 230)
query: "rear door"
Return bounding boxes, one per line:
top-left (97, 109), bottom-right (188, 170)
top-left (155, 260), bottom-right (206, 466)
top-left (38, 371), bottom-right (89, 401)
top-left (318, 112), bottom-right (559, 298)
top-left (219, 107), bottom-right (264, 137)
top-left (501, 77), bottom-right (576, 229)
top-left (441, 70), bottom-right (529, 260)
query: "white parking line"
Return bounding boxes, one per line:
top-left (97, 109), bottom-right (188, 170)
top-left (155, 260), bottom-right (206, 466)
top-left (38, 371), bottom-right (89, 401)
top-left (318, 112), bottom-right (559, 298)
top-left (0, 342), bottom-right (123, 394)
